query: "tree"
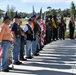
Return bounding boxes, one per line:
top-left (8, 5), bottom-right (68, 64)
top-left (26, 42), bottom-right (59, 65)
top-left (0, 9), bottom-right (4, 18)
top-left (70, 1), bottom-right (75, 19)
top-left (47, 6), bottom-right (51, 11)
top-left (10, 6), bottom-right (15, 20)
top-left (6, 5), bottom-right (15, 20)
top-left (57, 8), bottom-right (61, 16)
top-left (51, 9), bottom-right (57, 16)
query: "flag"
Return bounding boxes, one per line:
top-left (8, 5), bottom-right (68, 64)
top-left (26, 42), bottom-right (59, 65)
top-left (0, 46), bottom-right (2, 59)
top-left (31, 5), bottom-right (36, 18)
top-left (40, 8), bottom-right (42, 19)
top-left (44, 12), bottom-right (46, 23)
top-left (32, 5), bottom-right (36, 15)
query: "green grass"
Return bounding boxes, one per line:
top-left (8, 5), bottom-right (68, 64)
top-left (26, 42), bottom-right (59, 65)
top-left (21, 19), bottom-right (28, 26)
top-left (65, 31), bottom-right (76, 38)
top-left (0, 19), bottom-right (2, 25)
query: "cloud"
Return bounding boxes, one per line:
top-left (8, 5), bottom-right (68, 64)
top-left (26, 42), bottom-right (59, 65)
top-left (21, 0), bottom-right (76, 4)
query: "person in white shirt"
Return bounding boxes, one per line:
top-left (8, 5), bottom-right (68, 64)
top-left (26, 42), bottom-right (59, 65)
top-left (24, 18), bottom-right (34, 59)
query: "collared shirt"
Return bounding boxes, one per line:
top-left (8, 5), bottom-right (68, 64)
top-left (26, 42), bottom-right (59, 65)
top-left (0, 23), bottom-right (12, 43)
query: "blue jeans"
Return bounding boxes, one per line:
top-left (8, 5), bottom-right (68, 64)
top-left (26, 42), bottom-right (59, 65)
top-left (25, 40), bottom-right (32, 57)
top-left (32, 34), bottom-right (39, 55)
top-left (1, 41), bottom-right (11, 70)
top-left (20, 37), bottom-right (25, 59)
top-left (13, 38), bottom-right (20, 63)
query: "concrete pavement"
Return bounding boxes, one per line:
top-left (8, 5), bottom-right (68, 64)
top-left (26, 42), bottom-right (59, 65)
top-left (0, 39), bottom-right (76, 75)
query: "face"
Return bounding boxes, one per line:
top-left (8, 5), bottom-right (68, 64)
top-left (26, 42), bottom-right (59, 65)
top-left (38, 19), bottom-right (41, 23)
top-left (5, 19), bottom-right (11, 25)
top-left (19, 22), bottom-right (22, 26)
top-left (28, 21), bottom-right (33, 25)
top-left (14, 18), bottom-right (20, 24)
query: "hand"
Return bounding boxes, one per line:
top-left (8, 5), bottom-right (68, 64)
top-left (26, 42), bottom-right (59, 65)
top-left (21, 32), bottom-right (25, 36)
top-left (14, 40), bottom-right (17, 44)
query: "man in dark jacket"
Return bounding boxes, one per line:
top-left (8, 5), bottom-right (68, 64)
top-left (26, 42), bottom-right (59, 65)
top-left (69, 16), bottom-right (75, 39)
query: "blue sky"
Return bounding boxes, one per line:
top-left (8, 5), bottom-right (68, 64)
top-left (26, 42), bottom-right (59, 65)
top-left (0, 0), bottom-right (76, 13)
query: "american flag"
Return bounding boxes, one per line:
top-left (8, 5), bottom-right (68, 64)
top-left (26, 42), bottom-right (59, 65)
top-left (0, 46), bottom-right (2, 59)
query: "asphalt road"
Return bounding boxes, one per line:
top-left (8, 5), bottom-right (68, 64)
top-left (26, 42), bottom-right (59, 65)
top-left (0, 39), bottom-right (76, 75)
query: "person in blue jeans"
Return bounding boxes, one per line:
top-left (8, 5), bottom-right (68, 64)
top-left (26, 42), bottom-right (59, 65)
top-left (24, 18), bottom-right (34, 59)
top-left (19, 21), bottom-right (27, 61)
top-left (0, 12), bottom-right (12, 72)
top-left (32, 16), bottom-right (41, 56)
top-left (11, 11), bottom-right (22, 65)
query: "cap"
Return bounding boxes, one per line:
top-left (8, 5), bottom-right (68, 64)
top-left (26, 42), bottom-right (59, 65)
top-left (31, 14), bottom-right (36, 18)
top-left (28, 18), bottom-right (33, 22)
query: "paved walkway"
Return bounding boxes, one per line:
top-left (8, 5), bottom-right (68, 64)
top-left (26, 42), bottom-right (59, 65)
top-left (0, 39), bottom-right (76, 75)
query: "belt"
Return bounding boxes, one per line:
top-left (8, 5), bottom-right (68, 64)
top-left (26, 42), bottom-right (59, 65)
top-left (3, 40), bottom-right (11, 42)
top-left (16, 35), bottom-right (21, 38)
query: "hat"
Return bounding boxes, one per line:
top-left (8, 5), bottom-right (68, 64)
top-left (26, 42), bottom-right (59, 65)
top-left (14, 11), bottom-right (20, 18)
top-left (3, 12), bottom-right (10, 21)
top-left (28, 18), bottom-right (33, 22)
top-left (31, 14), bottom-right (36, 18)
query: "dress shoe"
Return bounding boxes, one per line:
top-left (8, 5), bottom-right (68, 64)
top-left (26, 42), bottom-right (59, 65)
top-left (14, 61), bottom-right (22, 65)
top-left (20, 58), bottom-right (27, 61)
top-left (26, 56), bottom-right (33, 59)
top-left (8, 67), bottom-right (12, 70)
top-left (33, 53), bottom-right (39, 56)
top-left (2, 69), bottom-right (9, 72)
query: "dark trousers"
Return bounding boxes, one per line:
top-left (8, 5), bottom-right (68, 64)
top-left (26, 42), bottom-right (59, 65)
top-left (69, 27), bottom-right (74, 39)
top-left (53, 28), bottom-right (57, 40)
top-left (50, 29), bottom-right (53, 42)
top-left (59, 27), bottom-right (65, 39)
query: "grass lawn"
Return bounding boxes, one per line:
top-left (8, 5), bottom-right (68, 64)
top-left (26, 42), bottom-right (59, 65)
top-left (0, 19), bottom-right (2, 25)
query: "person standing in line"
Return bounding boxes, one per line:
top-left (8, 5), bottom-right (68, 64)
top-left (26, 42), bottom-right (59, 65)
top-left (52, 15), bottom-right (58, 41)
top-left (19, 21), bottom-right (27, 61)
top-left (31, 15), bottom-right (41, 56)
top-left (59, 17), bottom-right (66, 40)
top-left (11, 11), bottom-right (22, 65)
top-left (23, 18), bottom-right (34, 59)
top-left (0, 12), bottom-right (12, 72)
top-left (69, 16), bottom-right (75, 39)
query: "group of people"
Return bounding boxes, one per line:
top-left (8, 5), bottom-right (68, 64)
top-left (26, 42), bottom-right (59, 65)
top-left (0, 11), bottom-right (46, 72)
top-left (45, 15), bottom-right (66, 44)
top-left (0, 11), bottom-right (75, 72)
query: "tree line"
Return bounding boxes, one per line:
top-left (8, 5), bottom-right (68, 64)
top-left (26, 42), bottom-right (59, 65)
top-left (0, 1), bottom-right (76, 20)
